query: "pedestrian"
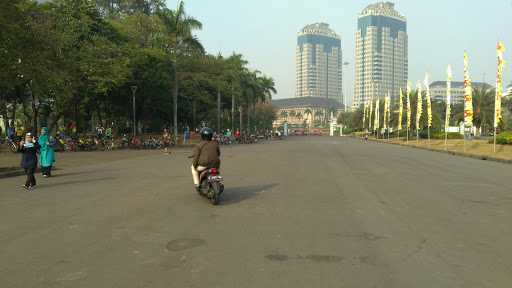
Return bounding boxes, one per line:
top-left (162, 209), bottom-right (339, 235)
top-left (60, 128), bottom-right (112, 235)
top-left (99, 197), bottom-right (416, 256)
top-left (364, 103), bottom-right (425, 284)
top-left (163, 128), bottom-right (171, 154)
top-left (183, 127), bottom-right (190, 145)
top-left (38, 127), bottom-right (55, 177)
top-left (19, 132), bottom-right (39, 190)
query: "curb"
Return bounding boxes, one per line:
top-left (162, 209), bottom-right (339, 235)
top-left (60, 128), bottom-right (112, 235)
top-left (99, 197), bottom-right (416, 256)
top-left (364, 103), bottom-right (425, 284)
top-left (360, 137), bottom-right (512, 165)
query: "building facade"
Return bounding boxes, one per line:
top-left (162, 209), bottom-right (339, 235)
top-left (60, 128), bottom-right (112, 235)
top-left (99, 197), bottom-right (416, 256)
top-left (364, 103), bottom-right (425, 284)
top-left (430, 81), bottom-right (493, 104)
top-left (272, 97), bottom-right (344, 128)
top-left (353, 2), bottom-right (407, 108)
top-left (296, 23), bottom-right (343, 103)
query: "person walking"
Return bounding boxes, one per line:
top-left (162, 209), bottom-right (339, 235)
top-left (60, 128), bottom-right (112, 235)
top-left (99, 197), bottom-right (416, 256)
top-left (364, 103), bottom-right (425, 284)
top-left (162, 128), bottom-right (171, 154)
top-left (183, 127), bottom-right (190, 145)
top-left (38, 127), bottom-right (55, 177)
top-left (20, 132), bottom-right (39, 190)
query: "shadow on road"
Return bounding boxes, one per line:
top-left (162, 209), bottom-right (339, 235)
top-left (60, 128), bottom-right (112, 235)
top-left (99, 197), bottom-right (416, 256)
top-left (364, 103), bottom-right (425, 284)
top-left (39, 177), bottom-right (116, 189)
top-left (222, 183), bottom-right (278, 205)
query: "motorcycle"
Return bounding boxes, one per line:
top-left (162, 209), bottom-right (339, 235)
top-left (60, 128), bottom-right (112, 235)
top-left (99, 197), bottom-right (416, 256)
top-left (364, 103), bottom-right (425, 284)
top-left (197, 167), bottom-right (224, 205)
top-left (3, 136), bottom-right (18, 153)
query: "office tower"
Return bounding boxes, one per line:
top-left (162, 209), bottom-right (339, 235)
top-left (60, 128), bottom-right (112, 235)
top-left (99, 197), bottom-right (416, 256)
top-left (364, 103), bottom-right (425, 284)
top-left (354, 2), bottom-right (407, 108)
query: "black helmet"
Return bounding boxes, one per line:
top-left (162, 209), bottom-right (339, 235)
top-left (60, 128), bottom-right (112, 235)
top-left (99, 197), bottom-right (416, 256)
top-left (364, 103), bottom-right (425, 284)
top-left (200, 127), bottom-right (214, 141)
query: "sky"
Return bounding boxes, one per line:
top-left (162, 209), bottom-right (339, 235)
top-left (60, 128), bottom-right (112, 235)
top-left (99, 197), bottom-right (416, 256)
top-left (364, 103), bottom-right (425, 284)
top-left (167, 0), bottom-right (512, 104)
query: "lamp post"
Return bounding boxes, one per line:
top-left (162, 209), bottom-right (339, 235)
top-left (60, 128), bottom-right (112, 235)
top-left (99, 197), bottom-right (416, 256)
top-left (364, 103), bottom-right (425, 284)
top-left (131, 85), bottom-right (137, 138)
top-left (342, 62), bottom-right (350, 111)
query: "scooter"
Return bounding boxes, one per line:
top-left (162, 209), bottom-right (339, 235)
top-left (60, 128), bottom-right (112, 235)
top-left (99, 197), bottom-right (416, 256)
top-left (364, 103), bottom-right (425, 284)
top-left (197, 167), bottom-right (224, 205)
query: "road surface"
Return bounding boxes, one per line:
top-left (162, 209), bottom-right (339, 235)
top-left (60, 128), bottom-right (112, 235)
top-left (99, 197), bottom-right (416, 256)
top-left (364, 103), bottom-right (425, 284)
top-left (1, 137), bottom-right (511, 288)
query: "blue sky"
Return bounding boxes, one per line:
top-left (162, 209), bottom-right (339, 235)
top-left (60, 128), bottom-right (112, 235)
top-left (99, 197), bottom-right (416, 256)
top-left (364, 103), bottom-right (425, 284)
top-left (168, 0), bottom-right (512, 103)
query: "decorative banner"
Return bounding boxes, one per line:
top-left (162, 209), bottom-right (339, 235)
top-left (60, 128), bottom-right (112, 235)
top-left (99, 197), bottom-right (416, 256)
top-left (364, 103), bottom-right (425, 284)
top-left (383, 95), bottom-right (388, 130)
top-left (406, 82), bottom-right (412, 130)
top-left (424, 74), bottom-right (432, 128)
top-left (363, 101), bottom-right (367, 130)
top-left (463, 51), bottom-right (473, 128)
top-left (398, 88), bottom-right (404, 131)
top-left (386, 93), bottom-right (391, 132)
top-left (369, 97), bottom-right (373, 131)
top-left (374, 98), bottom-right (380, 132)
top-left (495, 42), bottom-right (505, 128)
top-left (416, 81), bottom-right (423, 132)
top-left (445, 65), bottom-right (453, 132)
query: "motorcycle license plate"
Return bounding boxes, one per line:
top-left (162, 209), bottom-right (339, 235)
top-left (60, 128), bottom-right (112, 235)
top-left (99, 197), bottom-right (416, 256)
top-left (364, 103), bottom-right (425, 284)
top-left (209, 176), bottom-right (223, 181)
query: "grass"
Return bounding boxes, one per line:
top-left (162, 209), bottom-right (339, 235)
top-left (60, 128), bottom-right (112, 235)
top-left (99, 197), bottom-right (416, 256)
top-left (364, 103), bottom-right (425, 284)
top-left (371, 137), bottom-right (512, 161)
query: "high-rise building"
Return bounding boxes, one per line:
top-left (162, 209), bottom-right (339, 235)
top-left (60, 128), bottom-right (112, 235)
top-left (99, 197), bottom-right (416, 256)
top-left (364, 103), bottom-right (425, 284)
top-left (296, 23), bottom-right (343, 103)
top-left (353, 2), bottom-right (408, 108)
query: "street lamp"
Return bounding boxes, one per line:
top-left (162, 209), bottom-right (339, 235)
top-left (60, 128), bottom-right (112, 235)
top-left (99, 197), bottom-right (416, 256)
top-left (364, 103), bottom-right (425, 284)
top-left (343, 62), bottom-right (350, 112)
top-left (131, 85), bottom-right (137, 138)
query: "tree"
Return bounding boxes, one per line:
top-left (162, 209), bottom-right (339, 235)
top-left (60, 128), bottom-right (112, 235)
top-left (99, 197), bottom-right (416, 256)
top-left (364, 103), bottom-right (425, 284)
top-left (158, 0), bottom-right (203, 142)
top-left (473, 87), bottom-right (495, 135)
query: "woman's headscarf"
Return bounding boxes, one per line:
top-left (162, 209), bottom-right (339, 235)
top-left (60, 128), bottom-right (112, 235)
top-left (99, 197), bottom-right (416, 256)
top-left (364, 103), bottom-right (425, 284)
top-left (38, 127), bottom-right (49, 146)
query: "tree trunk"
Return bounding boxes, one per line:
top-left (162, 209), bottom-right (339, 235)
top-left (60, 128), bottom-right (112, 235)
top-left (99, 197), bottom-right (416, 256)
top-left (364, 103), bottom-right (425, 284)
top-left (217, 88), bottom-right (221, 132)
top-left (231, 88), bottom-right (235, 132)
top-left (31, 91), bottom-right (38, 136)
top-left (192, 100), bottom-right (196, 129)
top-left (239, 106), bottom-right (243, 135)
top-left (173, 63), bottom-right (178, 144)
top-left (246, 104), bottom-right (250, 134)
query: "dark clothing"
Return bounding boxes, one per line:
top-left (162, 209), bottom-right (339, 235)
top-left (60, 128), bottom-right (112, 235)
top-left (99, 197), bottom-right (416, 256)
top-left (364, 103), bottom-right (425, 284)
top-left (42, 166), bottom-right (52, 177)
top-left (25, 168), bottom-right (36, 187)
top-left (192, 140), bottom-right (221, 169)
top-left (20, 142), bottom-right (40, 169)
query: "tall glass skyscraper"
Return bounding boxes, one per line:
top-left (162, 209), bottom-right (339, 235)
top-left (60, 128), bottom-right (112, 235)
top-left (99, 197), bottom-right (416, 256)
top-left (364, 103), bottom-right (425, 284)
top-left (296, 23), bottom-right (343, 103)
top-left (353, 2), bottom-right (408, 108)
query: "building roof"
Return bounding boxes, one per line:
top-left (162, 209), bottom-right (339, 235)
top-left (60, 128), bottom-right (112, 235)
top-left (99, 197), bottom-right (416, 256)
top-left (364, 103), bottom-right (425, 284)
top-left (272, 97), bottom-right (344, 109)
top-left (361, 2), bottom-right (405, 21)
top-left (298, 23), bottom-right (340, 39)
top-left (430, 81), bottom-right (493, 89)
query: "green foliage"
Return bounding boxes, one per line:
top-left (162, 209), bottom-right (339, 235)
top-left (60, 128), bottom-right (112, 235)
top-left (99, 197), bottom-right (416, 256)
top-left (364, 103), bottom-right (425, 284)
top-left (0, 0), bottom-right (276, 135)
top-left (494, 132), bottom-right (512, 145)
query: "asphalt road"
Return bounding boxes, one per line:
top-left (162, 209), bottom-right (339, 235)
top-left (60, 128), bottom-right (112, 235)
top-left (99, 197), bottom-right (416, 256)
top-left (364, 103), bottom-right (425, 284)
top-left (0, 137), bottom-right (511, 288)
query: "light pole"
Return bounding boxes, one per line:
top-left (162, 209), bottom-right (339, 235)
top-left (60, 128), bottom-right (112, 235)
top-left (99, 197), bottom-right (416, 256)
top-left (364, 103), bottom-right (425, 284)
top-left (342, 62), bottom-right (350, 112)
top-left (131, 85), bottom-right (137, 138)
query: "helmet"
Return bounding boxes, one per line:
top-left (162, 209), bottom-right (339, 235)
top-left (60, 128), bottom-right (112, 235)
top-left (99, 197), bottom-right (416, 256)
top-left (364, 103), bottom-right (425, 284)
top-left (200, 127), bottom-right (214, 141)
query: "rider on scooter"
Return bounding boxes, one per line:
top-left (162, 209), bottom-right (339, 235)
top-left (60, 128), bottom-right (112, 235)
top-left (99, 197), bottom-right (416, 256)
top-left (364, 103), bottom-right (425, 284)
top-left (191, 128), bottom-right (221, 192)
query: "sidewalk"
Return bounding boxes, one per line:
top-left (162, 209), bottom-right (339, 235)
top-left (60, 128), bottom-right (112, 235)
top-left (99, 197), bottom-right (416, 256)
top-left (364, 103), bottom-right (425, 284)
top-left (368, 137), bottom-right (512, 164)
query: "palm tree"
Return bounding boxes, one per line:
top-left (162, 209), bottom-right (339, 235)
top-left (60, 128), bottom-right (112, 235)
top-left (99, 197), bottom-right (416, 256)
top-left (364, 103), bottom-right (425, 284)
top-left (315, 110), bottom-right (324, 127)
top-left (296, 112), bottom-right (303, 122)
top-left (304, 108), bottom-right (312, 126)
top-left (473, 87), bottom-right (495, 135)
top-left (158, 1), bottom-right (204, 142)
top-left (289, 110), bottom-right (296, 122)
top-left (280, 110), bottom-right (288, 122)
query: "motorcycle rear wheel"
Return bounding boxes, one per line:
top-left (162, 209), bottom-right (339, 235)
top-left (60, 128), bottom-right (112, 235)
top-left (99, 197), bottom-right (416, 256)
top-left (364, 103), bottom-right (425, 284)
top-left (209, 182), bottom-right (221, 205)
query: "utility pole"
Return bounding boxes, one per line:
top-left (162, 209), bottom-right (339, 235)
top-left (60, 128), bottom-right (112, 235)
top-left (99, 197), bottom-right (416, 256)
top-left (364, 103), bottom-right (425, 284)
top-left (231, 85), bottom-right (235, 132)
top-left (217, 88), bottom-right (221, 132)
top-left (131, 86), bottom-right (137, 138)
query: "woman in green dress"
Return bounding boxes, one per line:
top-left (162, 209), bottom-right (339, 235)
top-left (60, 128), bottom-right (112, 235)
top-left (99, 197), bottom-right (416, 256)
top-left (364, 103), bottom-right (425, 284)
top-left (38, 127), bottom-right (55, 177)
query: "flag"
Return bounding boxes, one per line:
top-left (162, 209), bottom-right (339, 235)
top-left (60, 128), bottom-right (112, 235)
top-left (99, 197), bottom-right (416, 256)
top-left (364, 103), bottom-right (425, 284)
top-left (424, 74), bottom-right (432, 128)
top-left (385, 92), bottom-right (391, 131)
top-left (446, 65), bottom-right (453, 132)
top-left (363, 101), bottom-right (367, 129)
top-left (416, 82), bottom-right (423, 132)
top-left (369, 97), bottom-right (373, 131)
top-left (495, 42), bottom-right (505, 128)
top-left (406, 82), bottom-right (412, 130)
top-left (383, 96), bottom-right (387, 130)
top-left (374, 98), bottom-right (380, 132)
top-left (463, 51), bottom-right (473, 128)
top-left (398, 88), bottom-right (404, 131)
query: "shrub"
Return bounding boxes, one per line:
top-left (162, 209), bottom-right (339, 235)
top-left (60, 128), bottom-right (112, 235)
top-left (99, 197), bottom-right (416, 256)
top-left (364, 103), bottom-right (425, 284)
top-left (494, 132), bottom-right (512, 145)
